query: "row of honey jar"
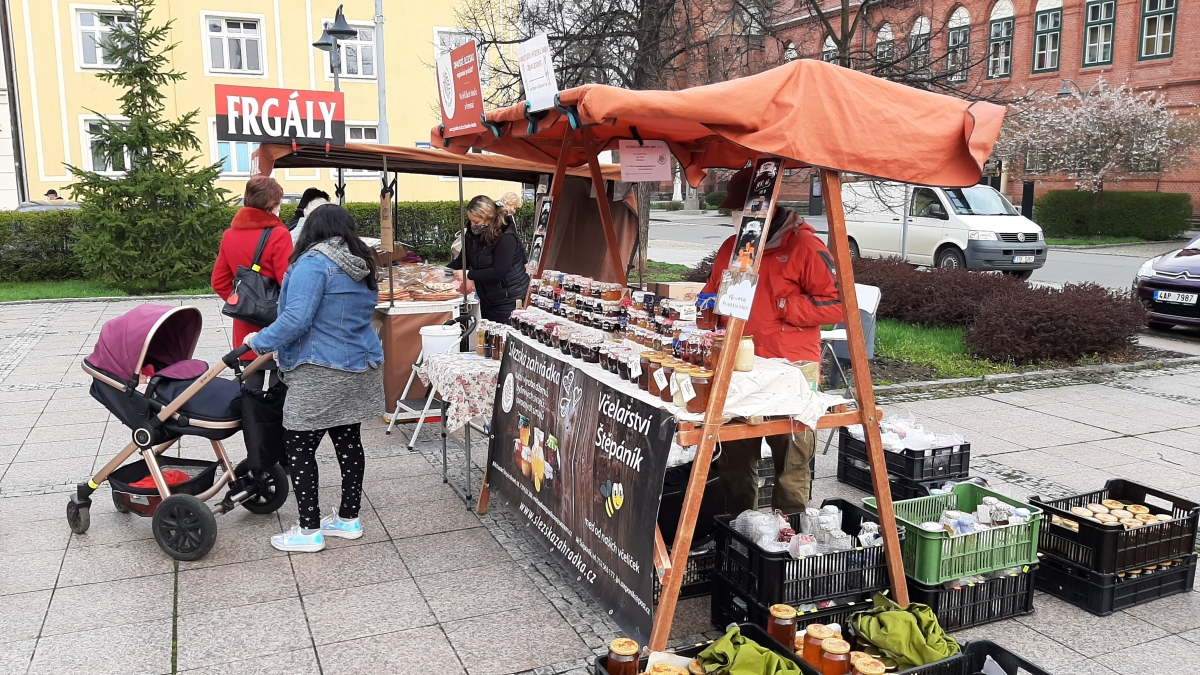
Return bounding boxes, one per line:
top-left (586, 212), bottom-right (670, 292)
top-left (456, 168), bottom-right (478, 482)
top-left (768, 607), bottom-right (888, 675)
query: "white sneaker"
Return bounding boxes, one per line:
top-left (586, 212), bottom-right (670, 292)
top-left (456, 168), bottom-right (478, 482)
top-left (271, 524), bottom-right (326, 553)
top-left (320, 513), bottom-right (363, 540)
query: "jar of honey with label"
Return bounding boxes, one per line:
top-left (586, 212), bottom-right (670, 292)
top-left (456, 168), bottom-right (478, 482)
top-left (819, 638), bottom-right (852, 675)
top-left (801, 624), bottom-right (835, 667)
top-left (766, 604), bottom-right (798, 650)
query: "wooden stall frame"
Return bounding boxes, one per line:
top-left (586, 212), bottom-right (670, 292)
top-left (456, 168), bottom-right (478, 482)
top-left (471, 137), bottom-right (909, 650)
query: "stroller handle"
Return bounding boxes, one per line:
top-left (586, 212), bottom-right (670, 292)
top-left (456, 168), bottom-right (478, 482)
top-left (222, 345), bottom-right (254, 368)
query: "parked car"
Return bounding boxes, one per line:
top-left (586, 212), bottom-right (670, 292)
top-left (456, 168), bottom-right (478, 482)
top-left (1135, 234), bottom-right (1200, 330)
top-left (16, 199), bottom-right (80, 212)
top-left (842, 181), bottom-right (1046, 279)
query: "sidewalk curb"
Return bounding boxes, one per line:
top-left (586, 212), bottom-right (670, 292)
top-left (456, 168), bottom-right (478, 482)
top-left (873, 355), bottom-right (1200, 394)
top-left (1048, 239), bottom-right (1184, 251)
top-left (0, 293), bottom-right (219, 306)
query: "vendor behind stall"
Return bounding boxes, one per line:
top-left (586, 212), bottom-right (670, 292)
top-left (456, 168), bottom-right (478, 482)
top-left (450, 193), bottom-right (530, 322)
top-left (703, 168), bottom-right (844, 514)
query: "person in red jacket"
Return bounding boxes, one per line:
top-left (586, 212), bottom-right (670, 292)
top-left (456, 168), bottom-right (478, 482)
top-left (703, 168), bottom-right (844, 514)
top-left (212, 176), bottom-right (294, 362)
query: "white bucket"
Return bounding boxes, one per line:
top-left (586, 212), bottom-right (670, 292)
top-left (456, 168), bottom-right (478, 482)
top-left (420, 324), bottom-right (463, 355)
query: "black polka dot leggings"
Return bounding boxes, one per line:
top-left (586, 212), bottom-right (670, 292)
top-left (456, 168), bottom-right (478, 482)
top-left (284, 424), bottom-right (365, 530)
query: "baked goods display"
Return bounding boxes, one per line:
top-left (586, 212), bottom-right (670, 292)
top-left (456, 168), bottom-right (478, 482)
top-left (377, 263), bottom-right (462, 303)
top-left (1052, 499), bottom-right (1174, 532)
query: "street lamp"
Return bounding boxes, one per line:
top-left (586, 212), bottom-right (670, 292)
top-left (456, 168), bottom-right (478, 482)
top-left (1056, 79), bottom-right (1101, 100)
top-left (313, 5), bottom-right (358, 204)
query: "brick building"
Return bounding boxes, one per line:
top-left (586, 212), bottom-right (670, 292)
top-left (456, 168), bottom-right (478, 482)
top-left (769, 0), bottom-right (1198, 206)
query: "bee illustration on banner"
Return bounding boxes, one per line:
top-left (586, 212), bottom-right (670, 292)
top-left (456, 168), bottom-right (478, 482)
top-left (600, 480), bottom-right (625, 517)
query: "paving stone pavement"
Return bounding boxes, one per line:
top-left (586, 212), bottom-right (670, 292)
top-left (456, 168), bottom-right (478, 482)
top-left (0, 297), bottom-right (1197, 675)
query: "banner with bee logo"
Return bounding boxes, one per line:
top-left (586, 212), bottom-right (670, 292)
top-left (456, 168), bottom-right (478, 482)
top-left (488, 332), bottom-right (675, 644)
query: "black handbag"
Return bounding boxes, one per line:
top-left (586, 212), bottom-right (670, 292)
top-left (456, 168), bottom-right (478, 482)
top-left (222, 228), bottom-right (280, 328)
top-left (240, 376), bottom-right (288, 471)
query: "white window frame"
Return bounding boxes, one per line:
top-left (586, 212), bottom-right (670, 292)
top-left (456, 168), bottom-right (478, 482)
top-left (1033, 9), bottom-right (1062, 72)
top-left (822, 36), bottom-right (838, 62)
top-left (783, 41), bottom-right (799, 62)
top-left (1083, 0), bottom-right (1116, 66)
top-left (79, 114), bottom-right (130, 176)
top-left (201, 11), bottom-right (268, 79)
top-left (207, 118), bottom-right (259, 178)
top-left (71, 4), bottom-right (134, 71)
top-left (1140, 0), bottom-right (1176, 59)
top-left (910, 16), bottom-right (932, 71)
top-left (334, 123), bottom-right (382, 180)
top-left (433, 26), bottom-right (488, 88)
top-left (321, 19), bottom-right (376, 81)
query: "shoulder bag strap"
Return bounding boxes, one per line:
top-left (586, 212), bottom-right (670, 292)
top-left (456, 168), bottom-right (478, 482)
top-left (250, 228), bottom-right (274, 273)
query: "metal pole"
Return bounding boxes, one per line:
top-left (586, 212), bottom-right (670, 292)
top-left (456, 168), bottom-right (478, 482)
top-left (332, 40), bottom-right (345, 205)
top-left (459, 163), bottom-right (467, 312)
top-left (374, 0), bottom-right (389, 144)
top-left (901, 184), bottom-right (911, 262)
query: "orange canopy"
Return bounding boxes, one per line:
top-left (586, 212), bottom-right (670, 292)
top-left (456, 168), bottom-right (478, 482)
top-left (432, 60), bottom-right (1004, 188)
top-left (253, 142), bottom-right (622, 182)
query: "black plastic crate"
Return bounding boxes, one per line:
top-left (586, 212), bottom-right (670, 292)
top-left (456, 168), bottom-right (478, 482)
top-left (711, 575), bottom-right (964, 675)
top-left (1036, 551), bottom-right (1197, 616)
top-left (1029, 479), bottom-right (1200, 575)
top-left (962, 640), bottom-right (1053, 675)
top-left (653, 546), bottom-right (716, 603)
top-left (594, 622), bottom-right (820, 675)
top-left (714, 499), bottom-right (903, 608)
top-left (836, 452), bottom-right (927, 500)
top-left (839, 427), bottom-right (970, 482)
top-left (906, 566), bottom-right (1036, 632)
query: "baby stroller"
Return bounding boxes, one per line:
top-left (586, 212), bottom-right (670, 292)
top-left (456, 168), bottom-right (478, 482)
top-left (68, 304), bottom-right (289, 561)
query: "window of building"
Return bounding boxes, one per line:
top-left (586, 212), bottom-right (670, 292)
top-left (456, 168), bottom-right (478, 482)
top-left (77, 10), bottom-right (133, 68)
top-left (434, 28), bottom-right (487, 87)
top-left (1033, 0), bottom-right (1063, 72)
top-left (822, 36), bottom-right (837, 62)
top-left (783, 41), bottom-right (799, 62)
top-left (947, 8), bottom-right (971, 83)
top-left (324, 21), bottom-right (375, 78)
top-left (876, 24), bottom-right (895, 62)
top-left (206, 16), bottom-right (263, 74)
top-left (1140, 0), bottom-right (1175, 59)
top-left (334, 125), bottom-right (380, 179)
top-left (910, 16), bottom-right (931, 71)
top-left (1083, 0), bottom-right (1115, 66)
top-left (987, 0), bottom-right (1014, 78)
top-left (83, 118), bottom-right (129, 175)
top-left (217, 139), bottom-right (258, 176)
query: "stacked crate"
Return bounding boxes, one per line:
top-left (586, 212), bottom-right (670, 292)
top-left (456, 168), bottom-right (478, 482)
top-left (836, 428), bottom-right (971, 500)
top-left (1029, 479), bottom-right (1199, 616)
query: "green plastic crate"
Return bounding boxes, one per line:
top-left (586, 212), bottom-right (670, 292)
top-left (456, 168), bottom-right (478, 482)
top-left (863, 483), bottom-right (1042, 585)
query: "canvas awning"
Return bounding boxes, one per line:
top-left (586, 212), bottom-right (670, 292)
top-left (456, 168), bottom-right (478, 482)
top-left (432, 59), bottom-right (1004, 187)
top-left (254, 142), bottom-right (622, 182)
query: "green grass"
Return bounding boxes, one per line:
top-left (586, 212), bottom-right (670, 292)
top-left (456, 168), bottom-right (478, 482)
top-left (0, 279), bottom-right (215, 302)
top-left (875, 318), bottom-right (1017, 378)
top-left (1045, 236), bottom-right (1147, 246)
top-left (637, 260), bottom-right (693, 283)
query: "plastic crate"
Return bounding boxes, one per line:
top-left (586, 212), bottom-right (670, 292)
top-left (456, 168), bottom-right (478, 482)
top-left (1036, 551), bottom-right (1197, 616)
top-left (1029, 479), bottom-right (1200, 575)
top-left (962, 640), bottom-right (1053, 675)
top-left (108, 457), bottom-right (220, 517)
top-left (715, 499), bottom-right (903, 608)
top-left (653, 546), bottom-right (716, 603)
top-left (593, 622), bottom-right (820, 675)
top-left (837, 452), bottom-right (928, 500)
top-left (864, 483), bottom-right (1042, 586)
top-left (839, 428), bottom-right (970, 482)
top-left (905, 566), bottom-right (1037, 632)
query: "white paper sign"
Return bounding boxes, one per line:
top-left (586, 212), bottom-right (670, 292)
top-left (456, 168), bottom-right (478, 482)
top-left (619, 140), bottom-right (672, 182)
top-left (717, 273), bottom-right (757, 321)
top-left (518, 33), bottom-right (559, 112)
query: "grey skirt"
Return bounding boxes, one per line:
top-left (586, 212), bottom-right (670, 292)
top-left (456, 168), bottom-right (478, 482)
top-left (281, 363), bottom-right (384, 431)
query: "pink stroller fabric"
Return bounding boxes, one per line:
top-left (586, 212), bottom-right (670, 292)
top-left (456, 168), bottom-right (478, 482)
top-left (88, 305), bottom-right (204, 380)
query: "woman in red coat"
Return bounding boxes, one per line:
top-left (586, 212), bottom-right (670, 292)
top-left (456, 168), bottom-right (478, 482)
top-left (212, 176), bottom-right (294, 361)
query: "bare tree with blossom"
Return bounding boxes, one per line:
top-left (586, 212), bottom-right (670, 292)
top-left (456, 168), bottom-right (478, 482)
top-left (994, 79), bottom-right (1200, 192)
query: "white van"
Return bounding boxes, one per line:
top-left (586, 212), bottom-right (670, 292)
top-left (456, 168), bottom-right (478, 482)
top-left (841, 181), bottom-right (1046, 279)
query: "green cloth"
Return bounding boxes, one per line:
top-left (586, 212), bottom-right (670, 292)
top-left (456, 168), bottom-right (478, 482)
top-left (697, 627), bottom-right (802, 675)
top-left (850, 593), bottom-right (960, 670)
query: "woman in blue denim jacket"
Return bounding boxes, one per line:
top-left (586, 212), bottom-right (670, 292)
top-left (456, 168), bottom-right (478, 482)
top-left (246, 205), bottom-right (383, 553)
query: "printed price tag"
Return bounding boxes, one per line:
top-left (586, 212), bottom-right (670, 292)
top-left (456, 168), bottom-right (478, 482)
top-left (669, 373), bottom-right (679, 395)
top-left (631, 359), bottom-right (642, 379)
top-left (679, 376), bottom-right (697, 402)
top-left (653, 368), bottom-right (668, 391)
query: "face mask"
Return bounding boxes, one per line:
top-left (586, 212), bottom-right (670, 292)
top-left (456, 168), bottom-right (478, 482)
top-left (470, 223), bottom-right (487, 236)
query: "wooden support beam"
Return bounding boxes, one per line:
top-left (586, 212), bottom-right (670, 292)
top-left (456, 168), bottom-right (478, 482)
top-left (582, 128), bottom-right (628, 287)
top-left (820, 169), bottom-right (908, 607)
top-left (653, 525), bottom-right (672, 578)
top-left (673, 408), bottom-right (882, 447)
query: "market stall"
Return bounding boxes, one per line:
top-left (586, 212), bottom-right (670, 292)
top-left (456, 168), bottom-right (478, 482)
top-left (433, 58), bottom-right (1006, 650)
top-left (251, 143), bottom-right (624, 411)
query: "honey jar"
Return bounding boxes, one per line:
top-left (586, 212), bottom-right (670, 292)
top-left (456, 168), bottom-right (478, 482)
top-left (851, 658), bottom-right (886, 675)
top-left (686, 369), bottom-right (713, 414)
top-left (819, 638), bottom-right (852, 675)
top-left (801, 624), bottom-right (835, 667)
top-left (766, 604), bottom-right (798, 650)
top-left (606, 638), bottom-right (640, 675)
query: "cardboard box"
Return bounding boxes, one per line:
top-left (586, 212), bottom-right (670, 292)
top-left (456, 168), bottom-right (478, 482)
top-left (652, 282), bottom-right (705, 300)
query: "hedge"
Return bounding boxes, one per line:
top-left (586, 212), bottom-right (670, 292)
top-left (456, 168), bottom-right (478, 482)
top-left (0, 200), bottom-right (536, 283)
top-left (1034, 190), bottom-right (1192, 240)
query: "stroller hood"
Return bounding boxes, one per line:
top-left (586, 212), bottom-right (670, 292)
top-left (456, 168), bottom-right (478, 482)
top-left (89, 305), bottom-right (203, 380)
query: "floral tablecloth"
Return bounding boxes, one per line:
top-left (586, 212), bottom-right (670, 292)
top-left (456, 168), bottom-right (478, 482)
top-left (417, 352), bottom-right (502, 432)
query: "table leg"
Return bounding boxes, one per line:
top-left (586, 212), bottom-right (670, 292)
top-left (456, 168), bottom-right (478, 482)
top-left (441, 400), bottom-right (448, 485)
top-left (464, 418), bottom-right (473, 508)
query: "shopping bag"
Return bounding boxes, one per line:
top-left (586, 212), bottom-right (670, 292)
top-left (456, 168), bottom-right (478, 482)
top-left (240, 378), bottom-right (287, 471)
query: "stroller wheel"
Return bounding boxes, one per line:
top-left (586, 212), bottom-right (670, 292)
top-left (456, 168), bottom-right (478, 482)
top-left (152, 494), bottom-right (217, 561)
top-left (235, 460), bottom-right (290, 515)
top-left (66, 499), bottom-right (91, 534)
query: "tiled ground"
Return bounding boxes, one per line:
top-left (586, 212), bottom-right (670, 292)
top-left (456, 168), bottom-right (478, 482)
top-left (0, 297), bottom-right (1198, 675)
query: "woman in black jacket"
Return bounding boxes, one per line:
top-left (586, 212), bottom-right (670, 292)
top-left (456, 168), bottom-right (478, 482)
top-left (450, 193), bottom-right (529, 322)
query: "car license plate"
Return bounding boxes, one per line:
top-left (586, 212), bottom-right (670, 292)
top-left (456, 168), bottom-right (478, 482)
top-left (1154, 290), bottom-right (1199, 305)
top-left (1012, 256), bottom-right (1035, 264)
